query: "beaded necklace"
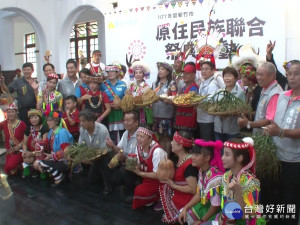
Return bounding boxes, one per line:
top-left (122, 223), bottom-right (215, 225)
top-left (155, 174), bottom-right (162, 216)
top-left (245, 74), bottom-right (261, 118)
top-left (176, 154), bottom-right (191, 168)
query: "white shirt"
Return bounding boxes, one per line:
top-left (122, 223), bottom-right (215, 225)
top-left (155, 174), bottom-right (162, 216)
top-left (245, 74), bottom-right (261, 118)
top-left (135, 140), bottom-right (167, 172)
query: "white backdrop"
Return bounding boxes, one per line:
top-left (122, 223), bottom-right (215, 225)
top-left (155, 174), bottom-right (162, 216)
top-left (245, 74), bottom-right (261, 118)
top-left (105, 0), bottom-right (285, 85)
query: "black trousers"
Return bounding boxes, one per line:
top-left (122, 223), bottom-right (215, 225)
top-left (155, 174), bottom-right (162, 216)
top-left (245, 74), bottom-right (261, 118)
top-left (279, 161), bottom-right (300, 225)
top-left (111, 164), bottom-right (140, 194)
top-left (198, 122), bottom-right (215, 141)
top-left (88, 151), bottom-right (114, 189)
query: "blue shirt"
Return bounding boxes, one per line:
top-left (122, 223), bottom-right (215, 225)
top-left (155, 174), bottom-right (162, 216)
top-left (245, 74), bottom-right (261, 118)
top-left (48, 128), bottom-right (73, 153)
top-left (100, 80), bottom-right (127, 101)
top-left (75, 83), bottom-right (89, 98)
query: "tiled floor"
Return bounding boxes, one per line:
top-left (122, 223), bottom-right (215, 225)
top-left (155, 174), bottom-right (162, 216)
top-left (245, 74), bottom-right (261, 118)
top-left (0, 155), bottom-right (166, 225)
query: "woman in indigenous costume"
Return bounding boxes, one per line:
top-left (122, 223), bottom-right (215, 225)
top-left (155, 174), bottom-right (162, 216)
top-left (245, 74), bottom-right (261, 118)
top-left (75, 68), bottom-right (92, 109)
top-left (36, 73), bottom-right (63, 112)
top-left (179, 139), bottom-right (224, 225)
top-left (127, 61), bottom-right (153, 126)
top-left (219, 138), bottom-right (265, 225)
top-left (159, 131), bottom-right (198, 224)
top-left (152, 62), bottom-right (177, 138)
top-left (34, 111), bottom-right (73, 187)
top-left (174, 62), bottom-right (199, 132)
top-left (128, 126), bottom-right (167, 209)
top-left (100, 65), bottom-right (127, 144)
top-left (232, 45), bottom-right (264, 111)
top-left (0, 104), bottom-right (27, 175)
top-left (22, 109), bottom-right (49, 177)
top-left (83, 75), bottom-right (111, 123)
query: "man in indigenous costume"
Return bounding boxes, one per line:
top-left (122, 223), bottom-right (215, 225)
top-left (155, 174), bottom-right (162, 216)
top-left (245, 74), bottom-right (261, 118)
top-left (220, 138), bottom-right (265, 225)
top-left (159, 131), bottom-right (198, 224)
top-left (85, 50), bottom-right (106, 76)
top-left (174, 62), bottom-right (199, 132)
top-left (238, 62), bottom-right (283, 134)
top-left (0, 104), bottom-right (27, 175)
top-left (35, 111), bottom-right (73, 187)
top-left (100, 65), bottom-right (127, 144)
top-left (266, 60), bottom-right (300, 225)
top-left (129, 127), bottom-right (167, 209)
top-left (179, 139), bottom-right (224, 225)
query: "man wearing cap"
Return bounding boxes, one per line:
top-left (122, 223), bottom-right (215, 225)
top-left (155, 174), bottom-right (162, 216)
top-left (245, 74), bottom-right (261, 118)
top-left (0, 104), bottom-right (27, 175)
top-left (8, 62), bottom-right (39, 126)
top-left (85, 50), bottom-right (106, 76)
top-left (57, 59), bottom-right (82, 100)
top-left (174, 62), bottom-right (199, 132)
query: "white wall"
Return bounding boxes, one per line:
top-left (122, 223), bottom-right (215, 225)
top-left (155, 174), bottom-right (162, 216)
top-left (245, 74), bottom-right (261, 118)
top-left (0, 0), bottom-right (299, 80)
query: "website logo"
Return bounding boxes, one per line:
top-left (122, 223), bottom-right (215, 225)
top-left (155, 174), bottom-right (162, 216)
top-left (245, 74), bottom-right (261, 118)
top-left (223, 202), bottom-right (243, 220)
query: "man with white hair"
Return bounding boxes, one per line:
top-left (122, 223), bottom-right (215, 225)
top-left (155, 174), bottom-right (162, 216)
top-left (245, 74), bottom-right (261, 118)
top-left (238, 62), bottom-right (283, 134)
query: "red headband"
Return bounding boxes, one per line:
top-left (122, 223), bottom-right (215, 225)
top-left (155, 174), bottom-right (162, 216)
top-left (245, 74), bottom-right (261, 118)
top-left (173, 131), bottom-right (193, 147)
top-left (183, 64), bottom-right (196, 73)
top-left (224, 138), bottom-right (256, 179)
top-left (137, 127), bottom-right (153, 137)
top-left (194, 139), bottom-right (224, 172)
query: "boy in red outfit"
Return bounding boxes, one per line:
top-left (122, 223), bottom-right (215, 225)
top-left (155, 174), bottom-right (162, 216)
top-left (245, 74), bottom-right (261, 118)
top-left (63, 95), bottom-right (80, 142)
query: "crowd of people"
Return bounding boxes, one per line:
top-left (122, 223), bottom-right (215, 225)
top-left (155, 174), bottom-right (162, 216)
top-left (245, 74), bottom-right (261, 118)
top-left (0, 40), bottom-right (299, 225)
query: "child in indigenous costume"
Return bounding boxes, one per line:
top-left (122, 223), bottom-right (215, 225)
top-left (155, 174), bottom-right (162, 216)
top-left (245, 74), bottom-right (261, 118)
top-left (34, 111), bottom-right (73, 187)
top-left (0, 104), bottom-right (27, 175)
top-left (159, 131), bottom-right (198, 224)
top-left (219, 138), bottom-right (265, 225)
top-left (83, 75), bottom-right (111, 123)
top-left (62, 95), bottom-right (80, 142)
top-left (128, 127), bottom-right (167, 209)
top-left (101, 65), bottom-right (127, 145)
top-left (152, 62), bottom-right (177, 138)
top-left (22, 109), bottom-right (49, 178)
top-left (36, 73), bottom-right (63, 112)
top-left (174, 62), bottom-right (199, 132)
top-left (179, 139), bottom-right (224, 225)
top-left (128, 61), bottom-right (153, 126)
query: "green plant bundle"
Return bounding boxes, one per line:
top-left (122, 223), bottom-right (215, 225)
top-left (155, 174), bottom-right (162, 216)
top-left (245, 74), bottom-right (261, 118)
top-left (199, 89), bottom-right (252, 116)
top-left (64, 144), bottom-right (107, 169)
top-left (252, 134), bottom-right (281, 181)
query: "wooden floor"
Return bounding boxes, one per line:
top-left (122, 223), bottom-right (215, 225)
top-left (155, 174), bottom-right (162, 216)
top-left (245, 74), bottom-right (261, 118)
top-left (0, 155), bottom-right (166, 225)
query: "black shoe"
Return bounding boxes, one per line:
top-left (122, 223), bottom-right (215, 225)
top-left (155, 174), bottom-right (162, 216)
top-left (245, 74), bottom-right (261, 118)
top-left (51, 176), bottom-right (65, 188)
top-left (102, 186), bottom-right (112, 195)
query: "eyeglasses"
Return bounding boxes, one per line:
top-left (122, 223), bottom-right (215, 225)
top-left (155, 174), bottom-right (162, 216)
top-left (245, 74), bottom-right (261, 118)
top-left (200, 68), bottom-right (211, 72)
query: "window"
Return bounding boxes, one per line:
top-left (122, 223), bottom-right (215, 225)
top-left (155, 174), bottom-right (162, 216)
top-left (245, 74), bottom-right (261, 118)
top-left (70, 21), bottom-right (98, 68)
top-left (25, 33), bottom-right (37, 77)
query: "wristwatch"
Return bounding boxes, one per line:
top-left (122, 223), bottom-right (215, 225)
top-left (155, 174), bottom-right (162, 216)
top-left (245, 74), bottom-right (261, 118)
top-left (246, 121), bottom-right (251, 129)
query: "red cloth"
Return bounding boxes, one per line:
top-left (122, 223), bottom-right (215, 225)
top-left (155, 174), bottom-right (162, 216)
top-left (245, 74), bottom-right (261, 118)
top-left (0, 120), bottom-right (26, 175)
top-left (62, 109), bottom-right (80, 134)
top-left (175, 82), bottom-right (199, 130)
top-left (132, 142), bottom-right (161, 209)
top-left (160, 158), bottom-right (195, 223)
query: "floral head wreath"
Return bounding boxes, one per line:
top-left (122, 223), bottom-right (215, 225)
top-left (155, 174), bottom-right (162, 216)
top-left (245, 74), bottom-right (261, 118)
top-left (224, 137), bottom-right (256, 180)
top-left (173, 131), bottom-right (193, 147)
top-left (156, 62), bottom-right (174, 74)
top-left (131, 61), bottom-right (151, 79)
top-left (194, 139), bottom-right (224, 172)
top-left (28, 109), bottom-right (42, 118)
top-left (239, 64), bottom-right (257, 83)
